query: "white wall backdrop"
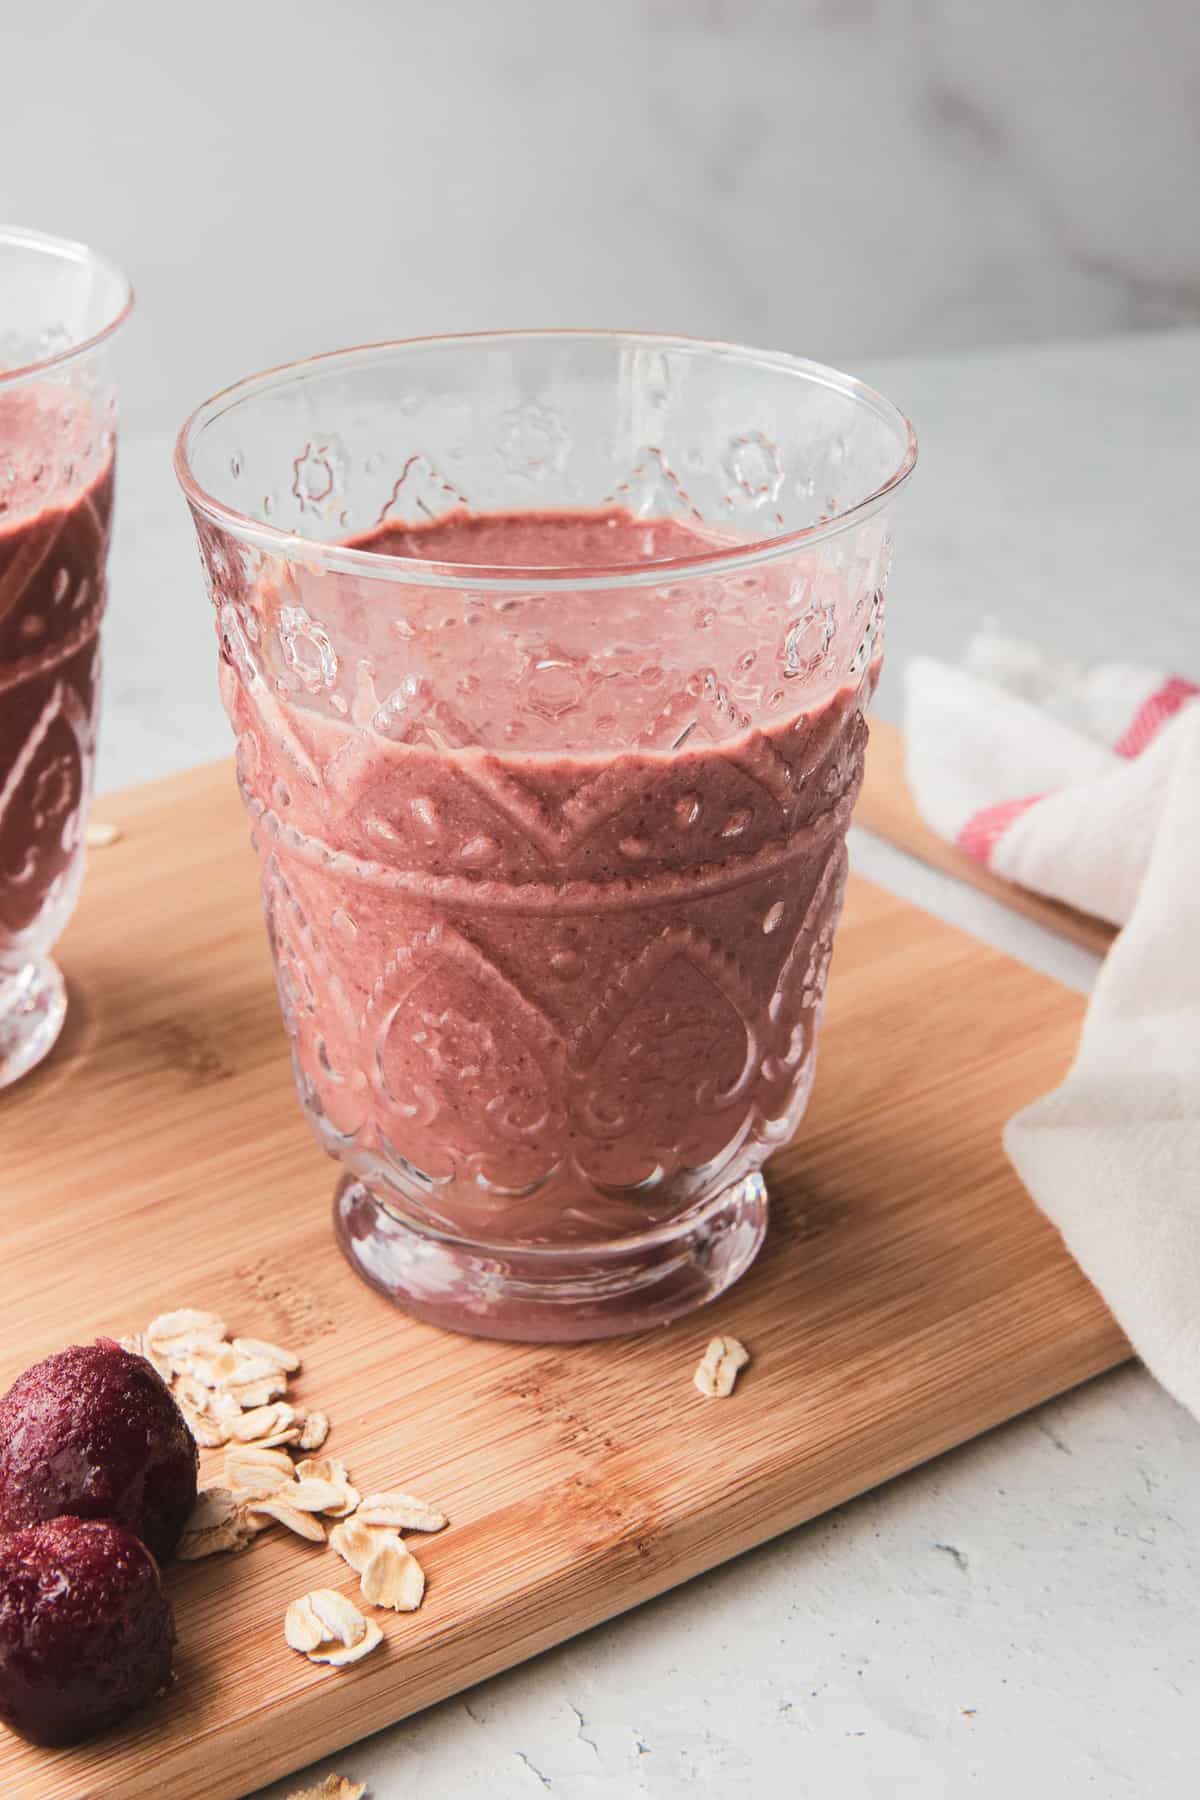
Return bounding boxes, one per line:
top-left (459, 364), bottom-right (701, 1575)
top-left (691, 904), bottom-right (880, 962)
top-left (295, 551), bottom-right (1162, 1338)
top-left (5, 0), bottom-right (1198, 431)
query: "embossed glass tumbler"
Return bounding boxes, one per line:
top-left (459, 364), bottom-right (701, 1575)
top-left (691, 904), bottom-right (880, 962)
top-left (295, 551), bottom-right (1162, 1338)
top-left (175, 332), bottom-right (916, 1341)
top-left (0, 228), bottom-right (132, 1087)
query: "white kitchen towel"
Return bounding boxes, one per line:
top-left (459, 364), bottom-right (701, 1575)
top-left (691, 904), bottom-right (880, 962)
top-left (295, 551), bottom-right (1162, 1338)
top-left (904, 636), bottom-right (1200, 1417)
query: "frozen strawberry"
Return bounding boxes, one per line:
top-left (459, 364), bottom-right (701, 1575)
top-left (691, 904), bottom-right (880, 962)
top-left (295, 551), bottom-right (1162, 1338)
top-left (0, 1340), bottom-right (198, 1562)
top-left (0, 1516), bottom-right (176, 1744)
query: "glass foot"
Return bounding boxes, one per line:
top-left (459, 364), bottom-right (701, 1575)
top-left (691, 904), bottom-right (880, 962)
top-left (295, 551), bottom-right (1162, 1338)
top-left (0, 959), bottom-right (67, 1090)
top-left (333, 1170), bottom-right (768, 1343)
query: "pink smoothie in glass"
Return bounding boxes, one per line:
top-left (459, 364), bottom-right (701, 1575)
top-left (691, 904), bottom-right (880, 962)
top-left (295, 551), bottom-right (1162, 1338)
top-left (225, 509), bottom-right (876, 1249)
top-left (0, 387), bottom-right (112, 964)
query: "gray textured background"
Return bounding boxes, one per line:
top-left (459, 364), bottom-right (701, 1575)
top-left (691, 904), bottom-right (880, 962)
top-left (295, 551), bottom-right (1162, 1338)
top-left (6, 0), bottom-right (1199, 430)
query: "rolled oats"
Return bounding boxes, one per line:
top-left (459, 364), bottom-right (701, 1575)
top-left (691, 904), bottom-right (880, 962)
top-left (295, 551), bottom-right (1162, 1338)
top-left (177, 1487), bottom-right (258, 1560)
top-left (175, 1373), bottom-right (213, 1414)
top-left (360, 1541), bottom-right (425, 1613)
top-left (293, 1458), bottom-right (357, 1517)
top-left (184, 1486), bottom-right (240, 1533)
top-left (328, 1517), bottom-right (401, 1577)
top-left (298, 1411), bottom-right (330, 1451)
top-left (231, 1402), bottom-right (299, 1443)
top-left (111, 1306), bottom-right (356, 1575)
top-left (246, 1495), bottom-right (327, 1543)
top-left (176, 1516), bottom-right (256, 1559)
top-left (177, 1377), bottom-right (244, 1428)
top-left (295, 1456), bottom-right (348, 1488)
top-left (307, 1588), bottom-right (368, 1647)
top-left (307, 1622), bottom-right (383, 1668)
top-left (225, 1465), bottom-right (292, 1504)
top-left (286, 1777), bottom-right (366, 1800)
top-left (284, 1595), bottom-right (327, 1654)
top-left (233, 1335), bottom-right (301, 1374)
top-left (225, 1444), bottom-right (295, 1485)
top-left (286, 1478), bottom-right (346, 1514)
top-left (225, 1373), bottom-right (290, 1409)
top-left (145, 1309), bottom-right (226, 1350)
top-left (210, 1390), bottom-right (245, 1428)
top-left (355, 1493), bottom-right (447, 1533)
top-left (179, 1402), bottom-right (231, 1449)
top-left (693, 1335), bottom-right (750, 1398)
top-left (226, 1353), bottom-right (289, 1386)
top-left (187, 1342), bottom-right (247, 1389)
top-left (168, 1340), bottom-right (224, 1379)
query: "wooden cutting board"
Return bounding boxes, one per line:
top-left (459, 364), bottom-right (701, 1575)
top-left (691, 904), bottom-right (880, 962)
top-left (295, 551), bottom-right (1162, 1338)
top-left (0, 756), bottom-right (1128, 1800)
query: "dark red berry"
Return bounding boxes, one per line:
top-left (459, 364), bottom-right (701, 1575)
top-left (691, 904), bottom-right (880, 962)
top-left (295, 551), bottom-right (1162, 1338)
top-left (0, 1341), bottom-right (198, 1562)
top-left (0, 1516), bottom-right (176, 1745)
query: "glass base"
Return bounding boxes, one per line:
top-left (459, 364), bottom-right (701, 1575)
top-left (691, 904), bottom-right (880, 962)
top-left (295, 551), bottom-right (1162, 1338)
top-left (0, 959), bottom-right (67, 1090)
top-left (333, 1170), bottom-right (768, 1343)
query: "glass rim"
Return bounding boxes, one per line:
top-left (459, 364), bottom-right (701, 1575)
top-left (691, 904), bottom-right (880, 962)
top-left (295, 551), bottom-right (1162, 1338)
top-left (174, 329), bottom-right (918, 594)
top-left (0, 225), bottom-right (134, 389)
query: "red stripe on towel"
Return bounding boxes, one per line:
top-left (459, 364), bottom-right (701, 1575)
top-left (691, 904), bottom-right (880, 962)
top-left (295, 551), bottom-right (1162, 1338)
top-left (1114, 677), bottom-right (1199, 758)
top-left (956, 794), bottom-right (1043, 866)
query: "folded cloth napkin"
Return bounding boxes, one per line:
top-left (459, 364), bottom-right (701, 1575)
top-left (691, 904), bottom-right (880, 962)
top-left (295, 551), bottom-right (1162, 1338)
top-left (905, 635), bottom-right (1200, 1418)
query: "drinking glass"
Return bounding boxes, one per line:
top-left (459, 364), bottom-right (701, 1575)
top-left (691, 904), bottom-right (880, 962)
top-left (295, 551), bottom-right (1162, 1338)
top-left (0, 227), bottom-right (132, 1087)
top-left (175, 332), bottom-right (915, 1340)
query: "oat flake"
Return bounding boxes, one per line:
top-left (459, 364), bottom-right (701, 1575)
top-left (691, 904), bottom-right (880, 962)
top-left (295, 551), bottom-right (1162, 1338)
top-left (693, 1334), bottom-right (750, 1398)
top-left (286, 1777), bottom-right (366, 1800)
top-left (284, 1595), bottom-right (327, 1654)
top-left (233, 1335), bottom-right (301, 1374)
top-left (355, 1492), bottom-right (446, 1533)
top-left (307, 1588), bottom-right (368, 1646)
top-left (246, 1495), bottom-right (327, 1542)
top-left (328, 1517), bottom-right (400, 1577)
top-left (307, 1623), bottom-right (383, 1668)
top-left (360, 1541), bottom-right (425, 1613)
top-left (298, 1410), bottom-right (330, 1451)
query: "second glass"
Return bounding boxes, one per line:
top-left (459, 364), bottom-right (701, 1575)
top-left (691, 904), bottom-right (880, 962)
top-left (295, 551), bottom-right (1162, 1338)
top-left (176, 332), bottom-right (915, 1340)
top-left (0, 227), bottom-right (131, 1087)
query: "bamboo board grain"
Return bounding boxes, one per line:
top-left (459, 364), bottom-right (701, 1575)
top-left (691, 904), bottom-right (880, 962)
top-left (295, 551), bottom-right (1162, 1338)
top-left (857, 717), bottom-right (1116, 956)
top-left (0, 758), bottom-right (1129, 1800)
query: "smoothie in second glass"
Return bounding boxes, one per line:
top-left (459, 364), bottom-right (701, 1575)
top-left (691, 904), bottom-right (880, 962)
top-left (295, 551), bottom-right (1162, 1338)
top-left (0, 388), bottom-right (112, 1003)
top-left (0, 224), bottom-right (129, 1088)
